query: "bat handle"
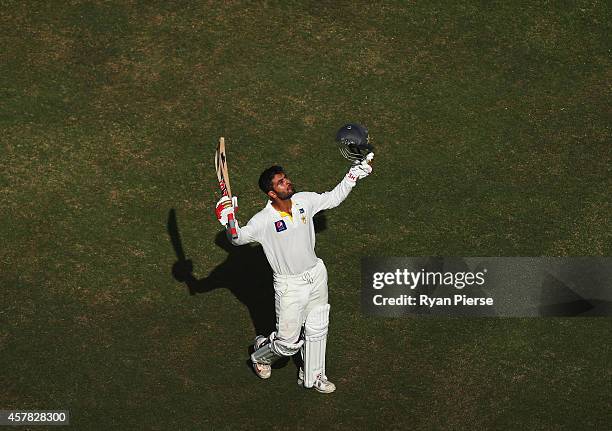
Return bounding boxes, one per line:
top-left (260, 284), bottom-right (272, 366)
top-left (227, 212), bottom-right (238, 240)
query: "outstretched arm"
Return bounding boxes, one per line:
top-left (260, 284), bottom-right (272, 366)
top-left (310, 153), bottom-right (374, 214)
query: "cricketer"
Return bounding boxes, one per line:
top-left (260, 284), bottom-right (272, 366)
top-left (215, 151), bottom-right (373, 393)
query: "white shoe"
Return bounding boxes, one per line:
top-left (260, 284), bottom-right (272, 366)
top-left (253, 362), bottom-right (271, 379)
top-left (252, 336), bottom-right (271, 379)
top-left (298, 368), bottom-right (336, 393)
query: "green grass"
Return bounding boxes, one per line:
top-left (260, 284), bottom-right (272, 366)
top-left (1, 1), bottom-right (610, 429)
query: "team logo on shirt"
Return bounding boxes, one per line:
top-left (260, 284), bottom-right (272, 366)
top-left (299, 208), bottom-right (305, 214)
top-left (275, 220), bottom-right (287, 232)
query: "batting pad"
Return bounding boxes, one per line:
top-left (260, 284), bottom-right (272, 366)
top-left (303, 304), bottom-right (330, 388)
top-left (251, 332), bottom-right (303, 365)
top-left (251, 341), bottom-right (277, 365)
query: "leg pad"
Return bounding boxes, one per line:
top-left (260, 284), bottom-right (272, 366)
top-left (302, 304), bottom-right (330, 388)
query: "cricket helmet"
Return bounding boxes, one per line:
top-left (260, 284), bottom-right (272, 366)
top-left (335, 123), bottom-right (373, 162)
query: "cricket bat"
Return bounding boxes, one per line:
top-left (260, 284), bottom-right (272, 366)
top-left (215, 137), bottom-right (238, 239)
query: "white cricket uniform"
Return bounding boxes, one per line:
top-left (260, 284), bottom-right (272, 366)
top-left (230, 176), bottom-right (354, 343)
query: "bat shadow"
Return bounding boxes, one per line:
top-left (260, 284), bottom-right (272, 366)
top-left (167, 208), bottom-right (327, 371)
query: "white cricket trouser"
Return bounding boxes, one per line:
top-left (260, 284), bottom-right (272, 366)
top-left (273, 258), bottom-right (328, 344)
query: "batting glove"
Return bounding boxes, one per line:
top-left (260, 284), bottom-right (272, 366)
top-left (215, 196), bottom-right (238, 226)
top-left (345, 152), bottom-right (374, 185)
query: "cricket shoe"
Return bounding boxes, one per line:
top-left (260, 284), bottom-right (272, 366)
top-left (251, 336), bottom-right (271, 379)
top-left (298, 368), bottom-right (336, 394)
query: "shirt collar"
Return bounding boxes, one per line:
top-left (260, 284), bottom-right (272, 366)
top-left (266, 198), bottom-right (299, 214)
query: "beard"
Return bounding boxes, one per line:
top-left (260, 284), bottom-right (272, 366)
top-left (276, 185), bottom-right (296, 200)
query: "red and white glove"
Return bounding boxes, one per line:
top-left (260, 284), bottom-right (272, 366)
top-left (345, 152), bottom-right (374, 185)
top-left (215, 196), bottom-right (238, 226)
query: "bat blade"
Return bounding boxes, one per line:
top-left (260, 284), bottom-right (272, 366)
top-left (215, 138), bottom-right (233, 197)
top-left (214, 137), bottom-right (237, 239)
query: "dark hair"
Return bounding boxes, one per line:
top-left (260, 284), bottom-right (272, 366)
top-left (258, 165), bottom-right (284, 194)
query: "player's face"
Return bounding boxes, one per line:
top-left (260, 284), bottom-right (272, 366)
top-left (271, 173), bottom-right (295, 200)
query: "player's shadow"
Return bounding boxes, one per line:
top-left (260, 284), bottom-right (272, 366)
top-left (167, 208), bottom-right (327, 371)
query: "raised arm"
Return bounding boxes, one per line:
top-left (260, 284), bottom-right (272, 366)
top-left (310, 153), bottom-right (374, 214)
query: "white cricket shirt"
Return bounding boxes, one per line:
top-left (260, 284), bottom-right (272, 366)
top-left (230, 177), bottom-right (355, 275)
